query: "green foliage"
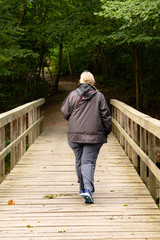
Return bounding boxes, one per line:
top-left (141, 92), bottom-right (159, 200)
top-left (98, 0), bottom-right (160, 44)
top-left (0, 0), bottom-right (159, 115)
top-left (97, 0), bottom-right (160, 111)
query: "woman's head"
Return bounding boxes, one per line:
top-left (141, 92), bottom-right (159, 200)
top-left (79, 71), bottom-right (95, 86)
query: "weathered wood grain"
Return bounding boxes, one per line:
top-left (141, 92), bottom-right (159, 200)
top-left (0, 126), bottom-right (160, 239)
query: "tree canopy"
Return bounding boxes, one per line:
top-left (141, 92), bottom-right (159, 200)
top-left (0, 0), bottom-right (160, 115)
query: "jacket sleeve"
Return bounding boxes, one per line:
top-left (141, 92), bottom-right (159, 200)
top-left (99, 93), bottom-right (112, 136)
top-left (61, 92), bottom-right (74, 120)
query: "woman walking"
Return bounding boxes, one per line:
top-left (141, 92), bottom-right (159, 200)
top-left (61, 71), bottom-right (112, 204)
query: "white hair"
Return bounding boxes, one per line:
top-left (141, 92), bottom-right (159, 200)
top-left (79, 71), bottom-right (95, 86)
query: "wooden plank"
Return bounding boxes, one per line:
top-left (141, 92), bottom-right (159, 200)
top-left (0, 126), bottom-right (160, 240)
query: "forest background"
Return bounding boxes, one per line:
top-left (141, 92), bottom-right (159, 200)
top-left (0, 0), bottom-right (160, 118)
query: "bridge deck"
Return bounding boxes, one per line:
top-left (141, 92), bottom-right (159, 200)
top-left (0, 126), bottom-right (160, 240)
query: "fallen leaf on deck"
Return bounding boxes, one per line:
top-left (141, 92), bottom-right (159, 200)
top-left (26, 225), bottom-right (33, 228)
top-left (58, 229), bottom-right (66, 233)
top-left (106, 216), bottom-right (114, 220)
top-left (8, 200), bottom-right (15, 205)
top-left (44, 194), bottom-right (55, 199)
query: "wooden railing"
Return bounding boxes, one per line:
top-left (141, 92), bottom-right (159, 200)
top-left (110, 99), bottom-right (160, 204)
top-left (0, 98), bottom-right (45, 183)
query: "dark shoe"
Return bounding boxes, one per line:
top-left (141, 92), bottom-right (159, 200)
top-left (83, 189), bottom-right (94, 204)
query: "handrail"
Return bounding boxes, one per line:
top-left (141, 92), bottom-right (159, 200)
top-left (110, 99), bottom-right (160, 204)
top-left (0, 98), bottom-right (45, 127)
top-left (0, 98), bottom-right (45, 183)
top-left (111, 99), bottom-right (160, 138)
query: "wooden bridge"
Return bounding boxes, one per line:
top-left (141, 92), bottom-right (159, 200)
top-left (0, 97), bottom-right (160, 239)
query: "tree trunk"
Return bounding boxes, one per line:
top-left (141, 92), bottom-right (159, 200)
top-left (65, 46), bottom-right (72, 79)
top-left (42, 64), bottom-right (45, 82)
top-left (133, 45), bottom-right (139, 110)
top-left (97, 45), bottom-right (108, 82)
top-left (47, 65), bottom-right (54, 84)
top-left (37, 42), bottom-right (45, 82)
top-left (54, 42), bottom-right (63, 92)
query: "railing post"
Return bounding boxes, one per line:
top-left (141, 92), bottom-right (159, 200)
top-left (124, 115), bottom-right (128, 155)
top-left (37, 106), bottom-right (41, 136)
top-left (117, 109), bottom-right (120, 142)
top-left (33, 108), bottom-right (37, 141)
top-left (18, 116), bottom-right (24, 158)
top-left (112, 105), bottom-right (116, 136)
top-left (22, 114), bottom-right (26, 155)
top-left (10, 119), bottom-right (18, 170)
top-left (120, 112), bottom-right (124, 148)
top-left (0, 127), bottom-right (5, 183)
top-left (148, 132), bottom-right (157, 201)
top-left (39, 105), bottom-right (43, 134)
top-left (18, 117), bottom-right (22, 161)
top-left (127, 118), bottom-right (132, 160)
top-left (35, 107), bottom-right (38, 138)
top-left (28, 110), bottom-right (33, 147)
top-left (140, 127), bottom-right (147, 185)
top-left (131, 121), bottom-right (138, 172)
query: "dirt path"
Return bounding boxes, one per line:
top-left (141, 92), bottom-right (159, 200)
top-left (41, 80), bottom-right (78, 131)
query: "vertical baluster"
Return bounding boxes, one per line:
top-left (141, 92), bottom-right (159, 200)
top-left (112, 106), bottom-right (116, 136)
top-left (17, 116), bottom-right (24, 162)
top-left (0, 126), bottom-right (5, 183)
top-left (124, 115), bottom-right (128, 155)
top-left (148, 132), bottom-right (156, 201)
top-left (18, 116), bottom-right (23, 158)
top-left (33, 108), bottom-right (36, 142)
top-left (127, 118), bottom-right (132, 161)
top-left (40, 105), bottom-right (43, 134)
top-left (28, 110), bottom-right (33, 147)
top-left (10, 119), bottom-right (18, 169)
top-left (116, 107), bottom-right (118, 138)
top-left (111, 106), bottom-right (114, 135)
top-left (117, 109), bottom-right (120, 142)
top-left (22, 114), bottom-right (26, 155)
top-left (35, 107), bottom-right (38, 138)
top-left (119, 111), bottom-right (124, 148)
top-left (10, 120), bottom-right (15, 170)
top-left (140, 127), bottom-right (147, 185)
top-left (131, 121), bottom-right (138, 172)
top-left (37, 106), bottom-right (41, 136)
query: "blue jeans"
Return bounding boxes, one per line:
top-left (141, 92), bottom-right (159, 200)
top-left (68, 141), bottom-right (103, 192)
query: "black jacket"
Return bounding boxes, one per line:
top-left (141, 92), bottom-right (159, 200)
top-left (61, 83), bottom-right (112, 143)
